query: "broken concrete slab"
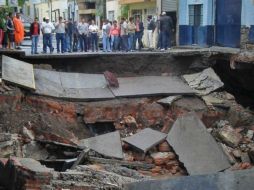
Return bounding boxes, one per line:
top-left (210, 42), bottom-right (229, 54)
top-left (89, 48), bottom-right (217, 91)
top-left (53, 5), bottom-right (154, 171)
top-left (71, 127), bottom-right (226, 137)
top-left (123, 168), bottom-right (254, 190)
top-left (167, 113), bottom-right (230, 175)
top-left (110, 76), bottom-right (194, 97)
top-left (157, 95), bottom-right (182, 106)
top-left (59, 72), bottom-right (107, 89)
top-left (123, 128), bottom-right (167, 153)
top-left (2, 56), bottom-right (35, 89)
top-left (34, 69), bottom-right (115, 100)
top-left (183, 68), bottom-right (224, 95)
top-left (78, 131), bottom-right (123, 159)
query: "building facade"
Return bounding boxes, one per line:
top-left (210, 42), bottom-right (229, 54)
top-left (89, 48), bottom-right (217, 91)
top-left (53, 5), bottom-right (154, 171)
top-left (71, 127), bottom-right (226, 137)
top-left (106, 0), bottom-right (120, 22)
top-left (179, 0), bottom-right (254, 48)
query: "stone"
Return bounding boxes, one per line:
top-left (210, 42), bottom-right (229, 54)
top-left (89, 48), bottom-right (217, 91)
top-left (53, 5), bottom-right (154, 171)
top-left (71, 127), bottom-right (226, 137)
top-left (34, 69), bottom-right (115, 100)
top-left (220, 143), bottom-right (236, 164)
top-left (123, 115), bottom-right (137, 128)
top-left (104, 71), bottom-right (119, 88)
top-left (151, 152), bottom-right (176, 166)
top-left (157, 95), bottom-right (182, 106)
top-left (110, 76), bottom-right (194, 97)
top-left (158, 141), bottom-right (171, 152)
top-left (123, 168), bottom-right (254, 190)
top-left (246, 130), bottom-right (254, 140)
top-left (241, 152), bottom-right (251, 163)
top-left (2, 56), bottom-right (35, 90)
top-left (217, 125), bottom-right (243, 148)
top-left (123, 128), bottom-right (167, 153)
top-left (167, 113), bottom-right (231, 175)
top-left (232, 149), bottom-right (242, 159)
top-left (78, 131), bottom-right (123, 159)
top-left (22, 127), bottom-right (35, 140)
top-left (183, 68), bottom-right (224, 95)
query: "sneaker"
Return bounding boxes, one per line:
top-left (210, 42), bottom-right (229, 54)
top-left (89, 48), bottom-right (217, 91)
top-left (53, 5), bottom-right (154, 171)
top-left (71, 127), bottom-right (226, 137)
top-left (160, 48), bottom-right (165, 51)
top-left (35, 52), bottom-right (39, 54)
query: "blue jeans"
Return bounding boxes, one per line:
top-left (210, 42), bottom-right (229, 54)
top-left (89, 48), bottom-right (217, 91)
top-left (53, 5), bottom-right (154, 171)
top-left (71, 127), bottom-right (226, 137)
top-left (134, 31), bottom-right (143, 50)
top-left (31, 35), bottom-right (39, 54)
top-left (111, 35), bottom-right (119, 51)
top-left (65, 33), bottom-right (73, 52)
top-left (102, 34), bottom-right (110, 52)
top-left (79, 34), bottom-right (87, 52)
top-left (56, 33), bottom-right (65, 53)
top-left (128, 33), bottom-right (135, 51)
top-left (120, 35), bottom-right (128, 51)
top-left (161, 30), bottom-right (171, 49)
top-left (43, 33), bottom-right (53, 53)
top-left (91, 33), bottom-right (98, 51)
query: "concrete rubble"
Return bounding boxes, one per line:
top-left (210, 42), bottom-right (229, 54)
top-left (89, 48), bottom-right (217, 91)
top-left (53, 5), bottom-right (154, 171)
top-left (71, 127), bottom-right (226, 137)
top-left (0, 55), bottom-right (254, 189)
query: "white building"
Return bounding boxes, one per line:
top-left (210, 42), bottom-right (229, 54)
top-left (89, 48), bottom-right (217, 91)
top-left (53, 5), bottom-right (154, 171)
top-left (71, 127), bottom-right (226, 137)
top-left (106, 0), bottom-right (120, 21)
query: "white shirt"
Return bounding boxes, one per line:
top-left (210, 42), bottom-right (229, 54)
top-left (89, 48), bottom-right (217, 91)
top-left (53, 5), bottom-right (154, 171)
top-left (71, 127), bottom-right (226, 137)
top-left (89, 24), bottom-right (98, 33)
top-left (41, 22), bottom-right (55, 34)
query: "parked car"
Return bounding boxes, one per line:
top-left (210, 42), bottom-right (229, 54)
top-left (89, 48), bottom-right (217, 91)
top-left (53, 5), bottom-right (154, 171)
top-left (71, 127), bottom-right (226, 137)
top-left (23, 22), bottom-right (31, 38)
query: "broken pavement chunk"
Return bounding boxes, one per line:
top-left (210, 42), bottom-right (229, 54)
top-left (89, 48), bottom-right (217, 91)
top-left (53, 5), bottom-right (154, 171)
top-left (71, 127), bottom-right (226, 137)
top-left (123, 168), bottom-right (254, 190)
top-left (217, 125), bottom-right (243, 148)
top-left (78, 131), bottom-right (123, 159)
top-left (2, 55), bottom-right (35, 90)
top-left (167, 113), bottom-right (230, 175)
top-left (110, 76), bottom-right (194, 97)
top-left (157, 95), bottom-right (182, 106)
top-left (123, 128), bottom-right (167, 153)
top-left (183, 68), bottom-right (224, 95)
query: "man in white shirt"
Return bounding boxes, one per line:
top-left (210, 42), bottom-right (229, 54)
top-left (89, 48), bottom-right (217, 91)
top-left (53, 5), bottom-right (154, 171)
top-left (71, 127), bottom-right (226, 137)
top-left (55, 17), bottom-right (66, 53)
top-left (77, 18), bottom-right (89, 52)
top-left (89, 20), bottom-right (99, 52)
top-left (41, 17), bottom-right (55, 53)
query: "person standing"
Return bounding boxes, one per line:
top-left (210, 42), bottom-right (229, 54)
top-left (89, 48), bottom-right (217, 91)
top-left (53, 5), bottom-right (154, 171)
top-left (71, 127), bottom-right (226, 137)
top-left (65, 18), bottom-right (74, 53)
top-left (89, 20), bottom-right (99, 52)
top-left (0, 14), bottom-right (7, 49)
top-left (41, 17), bottom-right (55, 54)
top-left (134, 16), bottom-right (144, 51)
top-left (13, 13), bottom-right (24, 50)
top-left (102, 19), bottom-right (111, 52)
top-left (147, 15), bottom-right (156, 50)
top-left (127, 17), bottom-right (136, 51)
top-left (120, 17), bottom-right (128, 52)
top-left (6, 13), bottom-right (15, 50)
top-left (77, 18), bottom-right (89, 52)
top-left (160, 12), bottom-right (173, 51)
top-left (55, 17), bottom-right (66, 53)
top-left (30, 17), bottom-right (40, 54)
top-left (110, 20), bottom-right (120, 51)
top-left (73, 21), bottom-right (79, 52)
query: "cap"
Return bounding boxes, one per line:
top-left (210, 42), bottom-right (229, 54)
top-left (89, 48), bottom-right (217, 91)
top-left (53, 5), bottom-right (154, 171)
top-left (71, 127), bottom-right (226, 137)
top-left (162, 12), bottom-right (166, 15)
top-left (45, 16), bottom-right (49, 20)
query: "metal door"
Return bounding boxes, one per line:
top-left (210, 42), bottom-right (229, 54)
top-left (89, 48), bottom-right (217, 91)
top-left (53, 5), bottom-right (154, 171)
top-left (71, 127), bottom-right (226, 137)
top-left (215, 0), bottom-right (242, 48)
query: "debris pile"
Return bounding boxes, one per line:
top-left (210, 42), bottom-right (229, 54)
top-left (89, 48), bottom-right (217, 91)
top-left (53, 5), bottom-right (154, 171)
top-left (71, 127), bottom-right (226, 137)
top-left (0, 56), bottom-right (254, 189)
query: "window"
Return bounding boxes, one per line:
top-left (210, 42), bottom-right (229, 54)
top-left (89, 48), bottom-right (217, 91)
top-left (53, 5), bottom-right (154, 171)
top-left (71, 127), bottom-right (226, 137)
top-left (108, 11), bottom-right (115, 21)
top-left (189, 4), bottom-right (203, 26)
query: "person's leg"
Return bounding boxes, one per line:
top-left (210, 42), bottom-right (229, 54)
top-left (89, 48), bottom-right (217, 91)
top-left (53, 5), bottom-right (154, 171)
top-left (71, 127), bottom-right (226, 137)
top-left (79, 35), bottom-right (83, 51)
top-left (70, 34), bottom-right (73, 52)
top-left (31, 36), bottom-right (35, 54)
top-left (84, 35), bottom-right (87, 52)
top-left (115, 36), bottom-right (119, 51)
top-left (124, 35), bottom-right (128, 51)
top-left (95, 33), bottom-right (98, 51)
top-left (107, 36), bottom-right (111, 52)
top-left (138, 32), bottom-right (142, 50)
top-left (61, 33), bottom-right (65, 53)
top-left (42, 35), bottom-right (47, 53)
top-left (34, 35), bottom-right (39, 53)
top-left (56, 33), bottom-right (60, 53)
top-left (102, 34), bottom-right (106, 52)
top-left (49, 34), bottom-right (54, 53)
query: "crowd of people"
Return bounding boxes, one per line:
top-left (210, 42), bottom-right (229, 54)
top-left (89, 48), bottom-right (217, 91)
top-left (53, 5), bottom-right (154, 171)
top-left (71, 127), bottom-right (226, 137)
top-left (0, 11), bottom-right (174, 54)
top-left (0, 12), bottom-right (24, 50)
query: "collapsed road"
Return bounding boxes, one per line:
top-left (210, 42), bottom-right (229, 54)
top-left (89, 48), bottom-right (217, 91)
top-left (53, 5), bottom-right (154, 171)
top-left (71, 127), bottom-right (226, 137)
top-left (0, 48), bottom-right (254, 190)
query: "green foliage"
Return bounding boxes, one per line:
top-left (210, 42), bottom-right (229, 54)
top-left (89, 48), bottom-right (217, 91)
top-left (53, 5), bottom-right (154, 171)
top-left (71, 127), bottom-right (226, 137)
top-left (120, 5), bottom-right (129, 19)
top-left (18, 0), bottom-right (25, 6)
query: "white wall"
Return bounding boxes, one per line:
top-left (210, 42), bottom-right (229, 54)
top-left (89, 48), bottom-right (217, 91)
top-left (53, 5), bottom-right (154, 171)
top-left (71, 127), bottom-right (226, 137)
top-left (106, 0), bottom-right (120, 21)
